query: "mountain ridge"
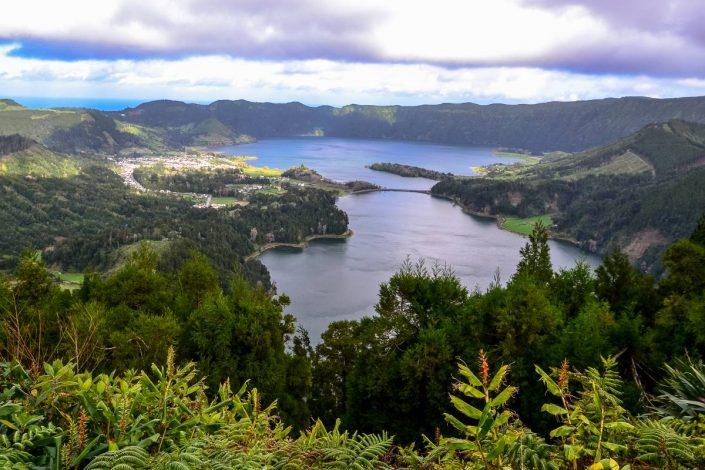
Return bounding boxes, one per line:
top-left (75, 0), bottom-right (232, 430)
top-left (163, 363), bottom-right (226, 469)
top-left (112, 95), bottom-right (705, 152)
top-left (3, 95), bottom-right (705, 154)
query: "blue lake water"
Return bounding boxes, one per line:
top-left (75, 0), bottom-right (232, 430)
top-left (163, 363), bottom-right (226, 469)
top-left (219, 137), bottom-right (505, 190)
top-left (217, 138), bottom-right (601, 340)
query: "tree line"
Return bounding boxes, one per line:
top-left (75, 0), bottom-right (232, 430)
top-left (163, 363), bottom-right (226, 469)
top-left (3, 218), bottom-right (705, 466)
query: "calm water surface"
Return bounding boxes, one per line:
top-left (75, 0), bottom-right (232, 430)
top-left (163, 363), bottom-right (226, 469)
top-left (219, 137), bottom-right (504, 190)
top-left (218, 138), bottom-right (601, 340)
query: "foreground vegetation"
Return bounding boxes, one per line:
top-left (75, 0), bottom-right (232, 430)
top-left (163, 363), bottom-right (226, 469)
top-left (2, 216), bottom-right (705, 467)
top-left (4, 348), bottom-right (705, 468)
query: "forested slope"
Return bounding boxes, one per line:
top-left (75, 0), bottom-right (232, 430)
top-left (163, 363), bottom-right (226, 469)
top-left (0, 165), bottom-right (348, 283)
top-left (432, 120), bottom-right (705, 270)
top-left (3, 95), bottom-right (705, 154)
top-left (0, 102), bottom-right (151, 154)
top-left (0, 134), bottom-right (83, 177)
top-left (116, 95), bottom-right (705, 152)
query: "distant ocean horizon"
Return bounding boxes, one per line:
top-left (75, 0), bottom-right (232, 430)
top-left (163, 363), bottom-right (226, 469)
top-left (10, 97), bottom-right (150, 111)
top-left (9, 97), bottom-right (207, 111)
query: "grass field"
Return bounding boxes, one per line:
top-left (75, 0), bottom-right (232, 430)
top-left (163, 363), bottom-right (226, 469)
top-left (53, 272), bottom-right (84, 290)
top-left (242, 165), bottom-right (282, 177)
top-left (501, 214), bottom-right (553, 235)
top-left (557, 150), bottom-right (653, 180)
top-left (178, 193), bottom-right (207, 203)
top-left (211, 196), bottom-right (247, 206)
top-left (57, 272), bottom-right (84, 284)
top-left (494, 151), bottom-right (542, 163)
top-left (223, 155), bottom-right (282, 177)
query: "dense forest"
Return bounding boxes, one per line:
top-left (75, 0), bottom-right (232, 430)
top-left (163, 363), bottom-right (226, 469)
top-left (368, 162), bottom-right (453, 180)
top-left (0, 165), bottom-right (348, 283)
top-left (2, 219), bottom-right (705, 467)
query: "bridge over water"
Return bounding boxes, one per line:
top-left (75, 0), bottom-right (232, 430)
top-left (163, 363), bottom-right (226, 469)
top-left (351, 188), bottom-right (432, 195)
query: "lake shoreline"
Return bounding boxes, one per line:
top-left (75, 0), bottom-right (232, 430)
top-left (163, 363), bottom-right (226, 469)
top-left (430, 193), bottom-right (587, 251)
top-left (246, 230), bottom-right (354, 261)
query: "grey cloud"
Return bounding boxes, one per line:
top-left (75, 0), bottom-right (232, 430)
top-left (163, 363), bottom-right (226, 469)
top-left (518, 0), bottom-right (705, 77)
top-left (99, 0), bottom-right (705, 77)
top-left (110, 0), bottom-right (385, 61)
top-left (5, 0), bottom-right (705, 79)
top-left (522, 0), bottom-right (705, 48)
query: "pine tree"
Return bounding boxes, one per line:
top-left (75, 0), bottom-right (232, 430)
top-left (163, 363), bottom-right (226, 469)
top-left (515, 221), bottom-right (553, 284)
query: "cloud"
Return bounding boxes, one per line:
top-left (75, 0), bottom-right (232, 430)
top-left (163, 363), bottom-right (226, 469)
top-left (1, 0), bottom-right (705, 78)
top-left (522, 0), bottom-right (705, 45)
top-left (517, 0), bottom-right (705, 76)
top-left (1, 0), bottom-right (705, 105)
top-left (0, 0), bottom-right (383, 61)
top-left (2, 42), bottom-right (704, 106)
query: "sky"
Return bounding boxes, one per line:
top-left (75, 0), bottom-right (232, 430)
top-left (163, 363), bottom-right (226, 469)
top-left (2, 0), bottom-right (705, 107)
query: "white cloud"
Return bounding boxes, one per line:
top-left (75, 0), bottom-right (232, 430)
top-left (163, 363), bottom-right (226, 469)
top-left (1, 0), bottom-right (704, 77)
top-left (1, 44), bottom-right (704, 105)
top-left (372, 0), bottom-right (601, 64)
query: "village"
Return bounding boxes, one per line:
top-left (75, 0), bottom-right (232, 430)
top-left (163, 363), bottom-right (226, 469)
top-left (110, 150), bottom-right (290, 208)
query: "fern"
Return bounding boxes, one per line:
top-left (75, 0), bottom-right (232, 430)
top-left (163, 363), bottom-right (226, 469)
top-left (320, 431), bottom-right (393, 469)
top-left (506, 431), bottom-right (560, 470)
top-left (6, 352), bottom-right (705, 468)
top-left (0, 400), bottom-right (62, 468)
top-left (634, 419), bottom-right (694, 468)
top-left (149, 444), bottom-right (203, 470)
top-left (85, 446), bottom-right (150, 469)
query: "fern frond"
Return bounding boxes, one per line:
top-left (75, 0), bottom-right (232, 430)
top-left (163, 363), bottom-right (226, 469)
top-left (85, 446), bottom-right (150, 469)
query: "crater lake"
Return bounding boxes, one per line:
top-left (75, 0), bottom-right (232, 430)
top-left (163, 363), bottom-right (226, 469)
top-left (217, 138), bottom-right (601, 340)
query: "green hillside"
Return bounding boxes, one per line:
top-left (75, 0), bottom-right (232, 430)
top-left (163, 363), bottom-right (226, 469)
top-left (432, 120), bottom-right (705, 270)
top-left (0, 104), bottom-right (84, 142)
top-left (0, 100), bottom-right (167, 154)
top-left (0, 145), bottom-right (81, 177)
top-left (0, 98), bottom-right (25, 111)
top-left (3, 96), bottom-right (705, 154)
top-left (529, 119), bottom-right (705, 179)
top-left (114, 96), bottom-right (705, 152)
top-left (0, 134), bottom-right (82, 177)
